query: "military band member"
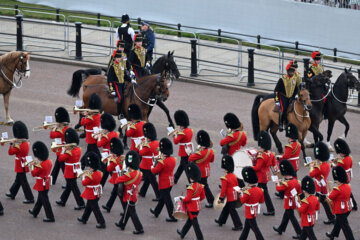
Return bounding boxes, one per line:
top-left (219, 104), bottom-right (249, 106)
top-left (298, 176), bottom-right (320, 240)
top-left (150, 138), bottom-right (177, 222)
top-left (220, 113), bottom-right (247, 156)
top-left (97, 113), bottom-right (119, 187)
top-left (273, 160), bottom-right (302, 238)
top-left (138, 122), bottom-right (160, 200)
top-left (274, 62), bottom-right (298, 131)
top-left (116, 14), bottom-right (135, 56)
top-left (253, 131), bottom-right (275, 216)
top-left (102, 137), bottom-right (124, 213)
top-left (77, 152), bottom-right (106, 229)
top-left (309, 142), bottom-right (335, 224)
top-left (177, 163), bottom-right (205, 240)
top-left (129, 34), bottom-right (147, 78)
top-left (173, 110), bottom-right (193, 184)
top-left (115, 151), bottom-right (144, 235)
top-left (239, 167), bottom-right (265, 240)
top-left (333, 138), bottom-right (357, 211)
top-left (326, 166), bottom-right (355, 240)
top-left (215, 155), bottom-right (243, 231)
top-left (125, 104), bottom-right (145, 151)
top-left (189, 130), bottom-right (215, 208)
top-left (29, 141), bottom-right (55, 222)
top-left (6, 121), bottom-right (34, 203)
top-left (50, 107), bottom-right (70, 185)
top-left (56, 128), bottom-right (85, 210)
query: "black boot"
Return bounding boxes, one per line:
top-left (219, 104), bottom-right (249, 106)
top-left (278, 112), bottom-right (284, 132)
top-left (117, 101), bottom-right (124, 120)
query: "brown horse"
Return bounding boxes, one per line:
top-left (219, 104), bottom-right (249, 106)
top-left (0, 51), bottom-right (31, 124)
top-left (252, 88), bottom-right (312, 157)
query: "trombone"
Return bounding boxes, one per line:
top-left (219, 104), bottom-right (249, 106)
top-left (73, 106), bottom-right (100, 114)
top-left (168, 128), bottom-right (183, 137)
top-left (77, 170), bottom-right (93, 180)
top-left (0, 138), bottom-right (27, 146)
top-left (50, 142), bottom-right (77, 151)
top-left (25, 159), bottom-right (41, 168)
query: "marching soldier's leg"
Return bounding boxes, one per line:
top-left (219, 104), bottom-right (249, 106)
top-left (50, 157), bottom-right (61, 185)
top-left (288, 209), bottom-right (301, 235)
top-left (79, 200), bottom-right (92, 223)
top-left (201, 177), bottom-right (214, 206)
top-left (139, 170), bottom-right (151, 197)
top-left (69, 178), bottom-right (85, 207)
top-left (59, 179), bottom-right (71, 204)
top-left (299, 228), bottom-right (307, 240)
top-left (305, 226), bottom-right (317, 240)
top-left (31, 192), bottom-right (43, 217)
top-left (90, 199), bottom-right (106, 228)
top-left (228, 201), bottom-right (243, 229)
top-left (239, 219), bottom-right (251, 240)
top-left (174, 156), bottom-right (189, 184)
top-left (153, 189), bottom-right (165, 216)
top-left (104, 184), bottom-right (118, 211)
top-left (163, 188), bottom-right (176, 221)
top-left (0, 201), bottom-right (3, 215)
top-left (217, 202), bottom-right (230, 225)
top-left (179, 217), bottom-right (192, 238)
top-left (350, 193), bottom-right (357, 210)
top-left (100, 162), bottom-right (109, 187)
top-left (148, 171), bottom-right (160, 199)
top-left (249, 218), bottom-right (265, 240)
top-left (338, 213), bottom-right (355, 240)
top-left (42, 190), bottom-right (55, 221)
top-left (129, 203), bottom-right (144, 233)
top-left (9, 173), bottom-right (21, 197)
top-left (317, 193), bottom-right (335, 223)
top-left (258, 183), bottom-right (274, 214)
top-left (192, 216), bottom-right (204, 240)
top-left (276, 209), bottom-right (290, 233)
top-left (329, 214), bottom-right (341, 238)
top-left (19, 173), bottom-right (34, 201)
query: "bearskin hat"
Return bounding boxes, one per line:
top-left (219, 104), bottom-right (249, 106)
top-left (174, 110), bottom-right (189, 128)
top-left (258, 131), bottom-right (271, 151)
top-left (334, 138), bottom-right (351, 156)
top-left (127, 104), bottom-right (142, 120)
top-left (121, 14), bottom-right (130, 23)
top-left (332, 166), bottom-right (348, 184)
top-left (88, 93), bottom-right (102, 111)
top-left (242, 166), bottom-right (258, 184)
top-left (101, 113), bottom-right (116, 131)
top-left (125, 150), bottom-right (140, 170)
top-left (55, 107), bottom-right (70, 123)
top-left (280, 160), bottom-right (296, 177)
top-left (314, 141), bottom-right (329, 162)
top-left (224, 113), bottom-right (240, 129)
top-left (286, 123), bottom-right (299, 140)
top-left (143, 122), bottom-right (157, 141)
top-left (301, 176), bottom-right (315, 195)
top-left (221, 155), bottom-right (234, 173)
top-left (85, 152), bottom-right (100, 170)
top-left (13, 121), bottom-right (28, 139)
top-left (185, 162), bottom-right (201, 182)
top-left (110, 137), bottom-right (124, 156)
top-left (196, 130), bottom-right (211, 148)
top-left (159, 138), bottom-right (173, 156)
top-left (312, 51), bottom-right (321, 60)
top-left (32, 141), bottom-right (49, 161)
top-left (64, 128), bottom-right (79, 145)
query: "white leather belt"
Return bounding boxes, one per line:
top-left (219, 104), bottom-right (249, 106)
top-left (131, 136), bottom-right (144, 141)
top-left (142, 155), bottom-right (158, 159)
top-left (86, 184), bottom-right (101, 188)
top-left (85, 129), bottom-right (94, 132)
top-left (179, 142), bottom-right (192, 146)
top-left (192, 197), bottom-right (200, 200)
top-left (288, 157), bottom-right (299, 161)
top-left (245, 203), bottom-right (259, 207)
top-left (103, 148), bottom-right (109, 152)
top-left (65, 162), bottom-right (80, 166)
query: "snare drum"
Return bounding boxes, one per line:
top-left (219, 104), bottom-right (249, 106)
top-left (233, 149), bottom-right (254, 179)
top-left (173, 199), bottom-right (188, 220)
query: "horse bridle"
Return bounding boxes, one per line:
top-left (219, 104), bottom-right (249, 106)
top-left (132, 74), bottom-right (168, 106)
top-left (0, 52), bottom-right (28, 88)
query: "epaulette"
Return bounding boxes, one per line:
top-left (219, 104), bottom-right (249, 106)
top-left (285, 144), bottom-right (293, 149)
top-left (257, 152), bottom-right (264, 159)
top-left (333, 186), bottom-right (340, 191)
top-left (195, 151), bottom-right (202, 156)
top-left (35, 163), bottom-right (42, 168)
top-left (337, 159), bottom-right (344, 164)
top-left (124, 172), bottom-right (131, 178)
top-left (87, 116), bottom-right (93, 121)
top-left (301, 198), bottom-right (309, 204)
top-left (227, 133), bottom-right (234, 138)
top-left (220, 176), bottom-right (227, 181)
top-left (260, 188), bottom-right (264, 192)
top-left (187, 185), bottom-right (193, 191)
top-left (243, 190), bottom-right (251, 195)
top-left (282, 181), bottom-right (289, 187)
top-left (158, 159), bottom-right (164, 165)
top-left (130, 124), bottom-right (136, 130)
top-left (14, 144), bottom-right (21, 150)
top-left (143, 142), bottom-right (150, 148)
top-left (65, 150), bottom-right (72, 156)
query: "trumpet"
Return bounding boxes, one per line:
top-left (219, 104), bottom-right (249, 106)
top-left (25, 159), bottom-right (41, 168)
top-left (101, 154), bottom-right (118, 164)
top-left (32, 122), bottom-right (59, 131)
top-left (304, 160), bottom-right (320, 168)
top-left (77, 170), bottom-right (93, 179)
top-left (91, 130), bottom-right (105, 139)
top-left (0, 138), bottom-right (27, 146)
top-left (168, 128), bottom-right (185, 137)
top-left (50, 142), bottom-right (77, 151)
top-left (330, 157), bottom-right (342, 166)
top-left (73, 106), bottom-right (100, 114)
top-left (120, 121), bottom-right (134, 130)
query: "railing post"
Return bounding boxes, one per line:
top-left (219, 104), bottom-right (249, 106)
top-left (16, 15), bottom-right (23, 51)
top-left (75, 22), bottom-right (82, 60)
top-left (56, 9), bottom-right (60, 22)
top-left (137, 18), bottom-right (142, 31)
top-left (190, 39), bottom-right (198, 77)
top-left (177, 24), bottom-right (181, 38)
top-left (247, 48), bottom-right (255, 87)
top-left (333, 48), bottom-right (337, 62)
top-left (303, 58), bottom-right (310, 82)
top-left (217, 29), bottom-right (222, 43)
top-left (14, 5), bottom-right (19, 15)
top-left (257, 35), bottom-right (261, 49)
top-left (295, 41), bottom-right (299, 55)
top-left (97, 13), bottom-right (101, 27)
top-left (358, 69), bottom-right (360, 107)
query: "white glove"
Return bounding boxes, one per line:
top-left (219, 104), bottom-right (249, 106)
top-left (275, 102), bottom-right (280, 107)
top-left (131, 79), bottom-right (137, 84)
top-left (146, 62), bottom-right (150, 68)
top-left (111, 91), bottom-right (116, 96)
top-left (130, 71), bottom-right (135, 79)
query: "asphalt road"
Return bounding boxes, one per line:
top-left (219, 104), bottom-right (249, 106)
top-left (0, 60), bottom-right (359, 240)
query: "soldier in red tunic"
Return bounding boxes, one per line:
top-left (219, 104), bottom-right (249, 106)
top-left (77, 152), bottom-right (106, 228)
top-left (220, 113), bottom-right (247, 156)
top-left (29, 141), bottom-right (55, 222)
top-left (50, 107), bottom-right (70, 185)
top-left (138, 122), bottom-right (160, 200)
top-left (173, 110), bottom-right (193, 184)
top-left (215, 155), bottom-right (243, 231)
top-left (189, 130), bottom-right (215, 208)
top-left (115, 150), bottom-right (144, 235)
top-left (97, 113), bottom-right (119, 187)
top-left (150, 138), bottom-right (177, 222)
top-left (273, 160), bottom-right (302, 239)
top-left (253, 131), bottom-right (275, 216)
top-left (6, 121), bottom-right (34, 204)
top-left (56, 128), bottom-right (85, 210)
top-left (309, 141), bottom-right (335, 224)
top-left (239, 166), bottom-right (265, 240)
top-left (334, 138), bottom-right (357, 211)
top-left (125, 104), bottom-right (145, 151)
top-left (177, 163), bottom-right (205, 240)
top-left (102, 137), bottom-right (124, 213)
top-left (298, 176), bottom-right (319, 240)
top-left (326, 166), bottom-right (355, 240)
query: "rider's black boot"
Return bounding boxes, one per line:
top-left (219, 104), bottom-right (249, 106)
top-left (278, 112), bottom-right (284, 132)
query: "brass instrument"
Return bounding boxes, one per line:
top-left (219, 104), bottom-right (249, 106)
top-left (120, 121), bottom-right (135, 130)
top-left (0, 138), bottom-right (27, 146)
top-left (330, 157), bottom-right (342, 166)
top-left (168, 128), bottom-right (180, 137)
top-left (136, 138), bottom-right (149, 149)
top-left (50, 142), bottom-right (77, 151)
top-left (304, 160), bottom-right (320, 168)
top-left (91, 129), bottom-right (105, 139)
top-left (77, 170), bottom-right (93, 179)
top-left (26, 159), bottom-right (41, 169)
top-left (73, 106), bottom-right (100, 114)
top-left (32, 122), bottom-right (60, 131)
top-left (101, 154), bottom-right (118, 164)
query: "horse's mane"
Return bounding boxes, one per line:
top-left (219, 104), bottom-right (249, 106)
top-left (0, 51), bottom-right (21, 64)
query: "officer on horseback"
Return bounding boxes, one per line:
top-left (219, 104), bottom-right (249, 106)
top-left (116, 14), bottom-right (135, 57)
top-left (291, 60), bottom-right (302, 88)
top-left (307, 51), bottom-right (324, 79)
top-left (141, 21), bottom-right (155, 68)
top-left (274, 62), bottom-right (299, 132)
top-left (129, 34), bottom-right (148, 79)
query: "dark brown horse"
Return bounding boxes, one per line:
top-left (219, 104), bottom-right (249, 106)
top-left (0, 51), bottom-right (30, 124)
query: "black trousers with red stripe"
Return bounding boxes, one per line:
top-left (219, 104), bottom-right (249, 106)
top-left (9, 172), bottom-right (34, 200)
top-left (299, 226), bottom-right (317, 240)
top-left (331, 213), bottom-right (355, 240)
top-left (32, 190), bottom-right (55, 220)
top-left (239, 218), bottom-right (264, 240)
top-left (81, 198), bottom-right (105, 224)
top-left (180, 212), bottom-right (203, 240)
top-left (218, 201), bottom-right (242, 228)
top-left (50, 156), bottom-right (65, 185)
top-left (60, 178), bottom-right (85, 206)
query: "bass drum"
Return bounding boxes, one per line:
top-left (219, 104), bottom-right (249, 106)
top-left (232, 150), bottom-right (254, 179)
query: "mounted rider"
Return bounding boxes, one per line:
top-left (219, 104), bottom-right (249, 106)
top-left (128, 34), bottom-right (148, 79)
top-left (116, 14), bottom-right (135, 57)
top-left (290, 60), bottom-right (302, 88)
top-left (274, 62), bottom-right (299, 132)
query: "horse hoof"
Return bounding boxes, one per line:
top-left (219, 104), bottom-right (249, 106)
top-left (124, 145), bottom-right (129, 150)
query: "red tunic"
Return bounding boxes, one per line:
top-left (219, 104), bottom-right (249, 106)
top-left (126, 121), bottom-right (145, 151)
top-left (106, 155), bottom-right (124, 185)
top-left (81, 114), bottom-right (101, 144)
top-left (329, 184), bottom-right (352, 215)
top-left (173, 128), bottom-right (193, 157)
top-left (31, 159), bottom-right (52, 191)
top-left (81, 170), bottom-right (103, 200)
top-left (309, 162), bottom-right (330, 194)
top-left (252, 151), bottom-right (269, 184)
top-left (58, 147), bottom-right (81, 179)
top-left (151, 156), bottom-right (176, 190)
top-left (182, 182), bottom-right (205, 219)
top-left (139, 140), bottom-right (159, 170)
top-left (9, 141), bottom-right (30, 173)
top-left (336, 156), bottom-right (353, 183)
top-left (188, 148), bottom-right (215, 178)
top-left (116, 170), bottom-right (142, 202)
top-left (220, 173), bottom-right (239, 202)
top-left (219, 131), bottom-right (247, 156)
top-left (50, 126), bottom-right (69, 156)
top-left (298, 195), bottom-right (320, 227)
top-left (265, 150), bottom-right (276, 181)
top-left (97, 131), bottom-right (119, 154)
top-left (279, 141), bottom-right (301, 172)
top-left (276, 178), bottom-right (301, 209)
top-left (239, 186), bottom-right (264, 219)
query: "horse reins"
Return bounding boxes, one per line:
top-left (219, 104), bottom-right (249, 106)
top-left (131, 75), bottom-right (166, 107)
top-left (0, 52), bottom-right (27, 89)
top-left (293, 98), bottom-right (310, 122)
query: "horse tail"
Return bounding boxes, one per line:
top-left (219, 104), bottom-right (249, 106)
top-left (251, 95), bottom-right (264, 141)
top-left (67, 69), bottom-right (85, 97)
